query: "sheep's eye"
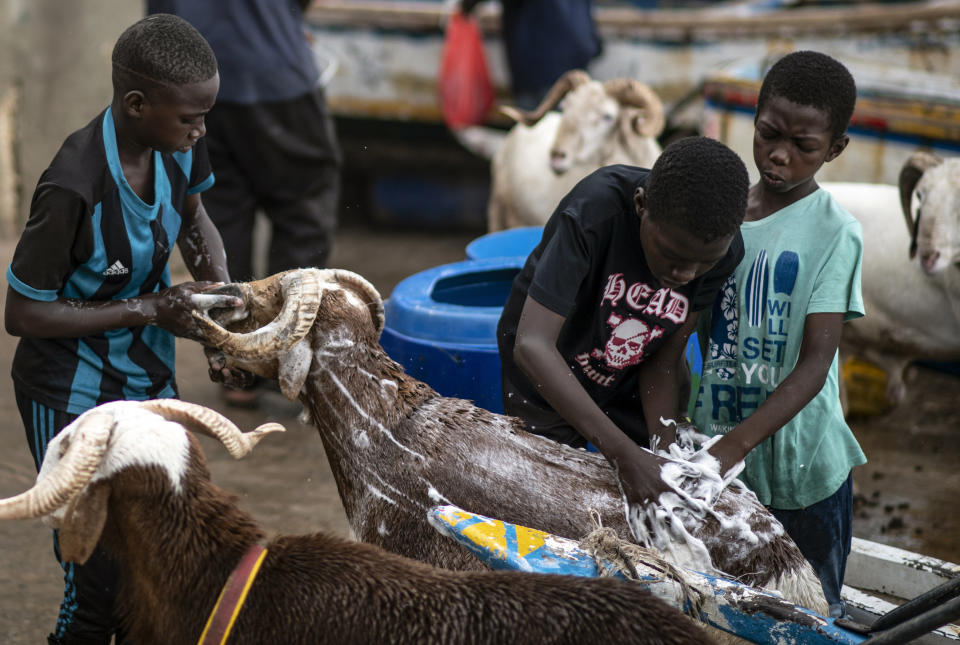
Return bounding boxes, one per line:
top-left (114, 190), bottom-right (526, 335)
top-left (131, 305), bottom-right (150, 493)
top-left (602, 112), bottom-right (615, 122)
top-left (915, 190), bottom-right (923, 202)
top-left (59, 436), bottom-right (71, 458)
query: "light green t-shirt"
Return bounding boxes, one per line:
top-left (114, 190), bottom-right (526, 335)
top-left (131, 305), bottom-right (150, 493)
top-left (692, 188), bottom-right (867, 510)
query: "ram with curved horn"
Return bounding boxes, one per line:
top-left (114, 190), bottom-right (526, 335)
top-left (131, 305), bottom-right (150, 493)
top-left (190, 267), bottom-right (830, 616)
top-left (0, 399), bottom-right (717, 645)
top-left (823, 153), bottom-right (960, 410)
top-left (486, 69), bottom-right (665, 231)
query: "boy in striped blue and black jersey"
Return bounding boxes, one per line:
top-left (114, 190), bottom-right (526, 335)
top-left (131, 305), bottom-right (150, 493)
top-left (4, 14), bottom-right (247, 645)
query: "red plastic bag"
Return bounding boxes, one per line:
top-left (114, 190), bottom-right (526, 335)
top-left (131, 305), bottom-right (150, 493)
top-left (438, 11), bottom-right (494, 130)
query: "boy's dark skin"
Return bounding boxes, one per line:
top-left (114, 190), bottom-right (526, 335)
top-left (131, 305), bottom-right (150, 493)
top-left (514, 186), bottom-right (735, 509)
top-left (5, 73), bottom-right (244, 366)
top-left (706, 95), bottom-right (850, 475)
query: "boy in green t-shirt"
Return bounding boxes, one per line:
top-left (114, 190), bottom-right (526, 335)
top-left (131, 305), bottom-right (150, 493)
top-left (692, 51), bottom-right (866, 618)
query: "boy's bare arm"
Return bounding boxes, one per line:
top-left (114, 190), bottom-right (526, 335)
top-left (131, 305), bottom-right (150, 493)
top-left (177, 194), bottom-right (230, 283)
top-left (513, 296), bottom-right (670, 505)
top-left (707, 311), bottom-right (844, 475)
top-left (4, 284), bottom-right (240, 340)
top-left (637, 312), bottom-right (700, 449)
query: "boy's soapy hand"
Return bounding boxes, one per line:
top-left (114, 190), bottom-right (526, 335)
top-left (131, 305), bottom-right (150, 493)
top-left (614, 443), bottom-right (673, 510)
top-left (705, 432), bottom-right (751, 480)
top-left (151, 281), bottom-right (242, 340)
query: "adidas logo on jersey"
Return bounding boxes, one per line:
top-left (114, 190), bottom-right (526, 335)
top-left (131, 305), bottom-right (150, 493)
top-left (103, 260), bottom-right (129, 277)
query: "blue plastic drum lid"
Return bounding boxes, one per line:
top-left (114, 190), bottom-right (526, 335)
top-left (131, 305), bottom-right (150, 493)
top-left (384, 257), bottom-right (523, 345)
top-left (465, 226), bottom-right (545, 261)
top-left (381, 257), bottom-right (525, 413)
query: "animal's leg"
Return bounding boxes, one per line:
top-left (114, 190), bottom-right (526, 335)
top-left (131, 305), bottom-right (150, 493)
top-left (487, 196), bottom-right (506, 233)
top-left (860, 350), bottom-right (911, 407)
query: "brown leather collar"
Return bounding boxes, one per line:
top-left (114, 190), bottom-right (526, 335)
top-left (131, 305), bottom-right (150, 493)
top-left (197, 543), bottom-right (268, 645)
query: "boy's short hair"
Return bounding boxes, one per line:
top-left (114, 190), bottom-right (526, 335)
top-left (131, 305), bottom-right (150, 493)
top-left (112, 14), bottom-right (218, 96)
top-left (756, 50), bottom-right (857, 140)
top-left (645, 136), bottom-right (748, 242)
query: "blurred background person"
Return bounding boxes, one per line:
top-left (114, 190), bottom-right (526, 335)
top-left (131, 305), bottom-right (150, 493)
top-left (147, 0), bottom-right (342, 408)
top-left (461, 0), bottom-right (603, 109)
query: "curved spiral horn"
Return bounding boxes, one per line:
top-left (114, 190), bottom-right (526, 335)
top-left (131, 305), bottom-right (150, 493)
top-left (603, 78), bottom-right (665, 138)
top-left (135, 399), bottom-right (284, 459)
top-left (325, 269), bottom-right (385, 337)
top-left (193, 270), bottom-right (322, 360)
top-left (0, 412), bottom-right (114, 520)
top-left (898, 151), bottom-right (942, 260)
top-left (500, 69), bottom-right (593, 126)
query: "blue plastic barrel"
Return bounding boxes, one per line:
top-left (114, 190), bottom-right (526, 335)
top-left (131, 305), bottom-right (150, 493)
top-left (381, 257), bottom-right (524, 413)
top-left (465, 226), bottom-right (544, 261)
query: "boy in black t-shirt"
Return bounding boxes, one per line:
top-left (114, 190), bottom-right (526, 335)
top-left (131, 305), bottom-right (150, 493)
top-left (497, 136), bottom-right (748, 512)
top-left (4, 15), bottom-right (245, 645)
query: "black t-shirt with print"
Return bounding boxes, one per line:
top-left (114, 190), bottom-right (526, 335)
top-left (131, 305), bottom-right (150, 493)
top-left (497, 164), bottom-right (744, 446)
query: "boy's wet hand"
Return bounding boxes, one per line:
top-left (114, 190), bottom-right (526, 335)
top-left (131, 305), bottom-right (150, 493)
top-left (204, 347), bottom-right (257, 387)
top-left (706, 436), bottom-right (748, 480)
top-left (154, 282), bottom-right (239, 339)
top-left (616, 446), bottom-right (672, 508)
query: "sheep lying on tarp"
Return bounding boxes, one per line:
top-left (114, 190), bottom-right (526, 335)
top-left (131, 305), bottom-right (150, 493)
top-left (0, 399), bottom-right (716, 645)
top-left (190, 268), bottom-right (829, 615)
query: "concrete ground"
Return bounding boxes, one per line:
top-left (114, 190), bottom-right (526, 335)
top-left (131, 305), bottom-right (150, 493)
top-left (0, 221), bottom-right (957, 643)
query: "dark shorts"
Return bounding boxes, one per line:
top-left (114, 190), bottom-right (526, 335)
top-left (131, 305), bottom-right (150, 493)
top-left (771, 473), bottom-right (854, 617)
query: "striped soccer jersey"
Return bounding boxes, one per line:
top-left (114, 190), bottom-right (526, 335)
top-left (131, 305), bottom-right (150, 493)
top-left (7, 106), bottom-right (214, 413)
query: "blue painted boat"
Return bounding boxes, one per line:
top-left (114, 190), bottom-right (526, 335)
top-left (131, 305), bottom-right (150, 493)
top-left (429, 504), bottom-right (960, 644)
top-left (306, 1), bottom-right (960, 131)
top-left (429, 504), bottom-right (868, 644)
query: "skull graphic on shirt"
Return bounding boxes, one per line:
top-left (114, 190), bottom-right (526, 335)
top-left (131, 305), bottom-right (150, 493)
top-left (602, 313), bottom-right (664, 370)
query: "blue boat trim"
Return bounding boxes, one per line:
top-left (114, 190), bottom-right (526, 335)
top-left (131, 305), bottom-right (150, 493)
top-left (428, 504), bottom-right (868, 644)
top-left (703, 97), bottom-right (960, 153)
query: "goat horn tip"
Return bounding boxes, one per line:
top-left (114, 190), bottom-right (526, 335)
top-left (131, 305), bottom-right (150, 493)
top-left (253, 423), bottom-right (286, 436)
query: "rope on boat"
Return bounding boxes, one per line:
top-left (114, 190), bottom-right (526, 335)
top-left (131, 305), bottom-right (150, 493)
top-left (579, 509), bottom-right (705, 619)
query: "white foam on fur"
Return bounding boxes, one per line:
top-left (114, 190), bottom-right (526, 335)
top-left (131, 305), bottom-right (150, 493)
top-left (627, 419), bottom-right (750, 575)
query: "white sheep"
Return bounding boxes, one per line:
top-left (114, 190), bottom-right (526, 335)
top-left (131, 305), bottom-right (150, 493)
top-left (0, 399), bottom-right (717, 645)
top-left (191, 268), bottom-right (830, 617)
top-left (824, 151), bottom-right (960, 407)
top-left (485, 69), bottom-right (664, 232)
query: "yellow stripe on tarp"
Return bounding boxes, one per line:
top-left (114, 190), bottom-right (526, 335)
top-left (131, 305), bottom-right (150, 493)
top-left (514, 524), bottom-right (547, 558)
top-left (459, 517), bottom-right (547, 560)
top-left (462, 518), bottom-right (508, 559)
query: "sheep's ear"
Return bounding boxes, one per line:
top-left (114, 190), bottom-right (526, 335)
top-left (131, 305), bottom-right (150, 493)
top-left (277, 338), bottom-right (312, 401)
top-left (59, 481), bottom-right (110, 565)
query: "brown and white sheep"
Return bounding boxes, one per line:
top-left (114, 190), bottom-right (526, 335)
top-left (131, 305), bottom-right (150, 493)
top-left (190, 268), bottom-right (829, 616)
top-left (485, 69), bottom-right (664, 232)
top-left (0, 399), bottom-right (715, 645)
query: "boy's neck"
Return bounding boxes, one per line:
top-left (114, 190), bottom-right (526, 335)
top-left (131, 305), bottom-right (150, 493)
top-left (745, 179), bottom-right (819, 222)
top-left (110, 102), bottom-right (155, 202)
top-left (110, 101), bottom-right (152, 165)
